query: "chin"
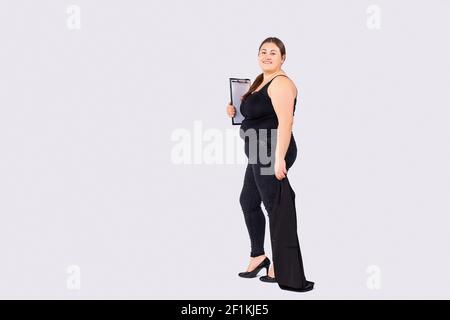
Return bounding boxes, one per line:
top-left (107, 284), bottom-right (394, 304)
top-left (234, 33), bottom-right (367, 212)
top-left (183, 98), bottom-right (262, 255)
top-left (261, 65), bottom-right (275, 72)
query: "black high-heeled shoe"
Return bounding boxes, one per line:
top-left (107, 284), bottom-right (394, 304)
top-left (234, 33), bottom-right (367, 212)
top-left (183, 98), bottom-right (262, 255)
top-left (238, 257), bottom-right (270, 278)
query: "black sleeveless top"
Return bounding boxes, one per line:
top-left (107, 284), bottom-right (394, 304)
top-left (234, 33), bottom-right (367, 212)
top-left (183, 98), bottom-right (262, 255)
top-left (239, 74), bottom-right (297, 156)
top-left (240, 74), bottom-right (296, 132)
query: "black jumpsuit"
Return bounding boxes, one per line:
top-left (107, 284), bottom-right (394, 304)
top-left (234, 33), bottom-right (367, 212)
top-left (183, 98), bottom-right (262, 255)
top-left (238, 74), bottom-right (298, 257)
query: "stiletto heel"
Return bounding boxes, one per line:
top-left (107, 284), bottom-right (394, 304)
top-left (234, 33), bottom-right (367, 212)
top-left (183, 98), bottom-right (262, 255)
top-left (238, 257), bottom-right (271, 278)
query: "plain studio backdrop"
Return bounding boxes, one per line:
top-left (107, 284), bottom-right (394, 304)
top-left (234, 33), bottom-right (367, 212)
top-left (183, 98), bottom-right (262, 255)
top-left (0, 0), bottom-right (449, 299)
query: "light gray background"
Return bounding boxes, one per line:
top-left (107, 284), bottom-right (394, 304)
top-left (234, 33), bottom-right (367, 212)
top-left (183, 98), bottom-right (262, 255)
top-left (0, 0), bottom-right (449, 299)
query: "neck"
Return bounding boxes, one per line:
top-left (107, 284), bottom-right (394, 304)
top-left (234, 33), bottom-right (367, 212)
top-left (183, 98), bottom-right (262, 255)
top-left (263, 69), bottom-right (284, 80)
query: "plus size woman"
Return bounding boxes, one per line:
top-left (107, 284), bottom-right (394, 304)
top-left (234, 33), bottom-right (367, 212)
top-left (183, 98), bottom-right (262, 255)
top-left (226, 37), bottom-right (314, 292)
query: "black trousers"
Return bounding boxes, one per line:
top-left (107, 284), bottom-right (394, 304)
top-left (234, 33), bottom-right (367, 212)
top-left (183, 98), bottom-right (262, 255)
top-left (239, 136), bottom-right (297, 257)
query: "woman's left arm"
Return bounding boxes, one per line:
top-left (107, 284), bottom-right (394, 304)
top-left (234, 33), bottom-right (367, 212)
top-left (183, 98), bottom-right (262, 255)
top-left (269, 77), bottom-right (297, 180)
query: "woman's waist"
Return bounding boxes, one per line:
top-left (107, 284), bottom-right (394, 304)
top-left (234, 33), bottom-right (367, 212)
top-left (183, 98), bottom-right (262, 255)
top-left (240, 129), bottom-right (296, 145)
top-left (243, 134), bottom-right (297, 159)
top-left (241, 115), bottom-right (277, 127)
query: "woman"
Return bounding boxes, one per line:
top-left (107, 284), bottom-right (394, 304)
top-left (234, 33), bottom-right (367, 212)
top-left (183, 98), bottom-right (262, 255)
top-left (226, 37), bottom-right (313, 291)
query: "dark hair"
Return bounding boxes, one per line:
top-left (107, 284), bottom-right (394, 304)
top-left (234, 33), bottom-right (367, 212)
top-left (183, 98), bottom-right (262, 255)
top-left (241, 37), bottom-right (287, 102)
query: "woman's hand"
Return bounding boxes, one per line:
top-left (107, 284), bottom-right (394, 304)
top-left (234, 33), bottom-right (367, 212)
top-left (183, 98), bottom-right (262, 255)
top-left (226, 102), bottom-right (236, 118)
top-left (274, 157), bottom-right (287, 180)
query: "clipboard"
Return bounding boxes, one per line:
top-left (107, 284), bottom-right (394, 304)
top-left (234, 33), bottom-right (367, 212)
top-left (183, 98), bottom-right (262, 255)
top-left (229, 77), bottom-right (251, 125)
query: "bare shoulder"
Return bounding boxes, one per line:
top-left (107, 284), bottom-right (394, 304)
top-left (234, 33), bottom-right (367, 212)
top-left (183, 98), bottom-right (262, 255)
top-left (268, 75), bottom-right (298, 98)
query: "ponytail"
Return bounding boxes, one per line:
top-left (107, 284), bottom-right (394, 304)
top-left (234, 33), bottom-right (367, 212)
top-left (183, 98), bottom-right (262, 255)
top-left (241, 73), bottom-right (264, 102)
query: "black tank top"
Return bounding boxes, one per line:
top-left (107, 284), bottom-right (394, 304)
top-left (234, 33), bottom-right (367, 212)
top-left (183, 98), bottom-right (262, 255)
top-left (239, 74), bottom-right (297, 133)
top-left (239, 75), bottom-right (297, 157)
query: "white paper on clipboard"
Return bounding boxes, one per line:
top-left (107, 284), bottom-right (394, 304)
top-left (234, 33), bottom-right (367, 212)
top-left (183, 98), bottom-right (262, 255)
top-left (229, 78), bottom-right (251, 125)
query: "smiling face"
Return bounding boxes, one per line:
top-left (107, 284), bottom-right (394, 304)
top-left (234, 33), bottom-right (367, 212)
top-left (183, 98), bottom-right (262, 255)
top-left (258, 42), bottom-right (285, 72)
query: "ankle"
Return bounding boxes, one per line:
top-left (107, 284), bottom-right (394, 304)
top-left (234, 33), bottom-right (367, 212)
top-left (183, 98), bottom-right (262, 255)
top-left (251, 254), bottom-right (266, 260)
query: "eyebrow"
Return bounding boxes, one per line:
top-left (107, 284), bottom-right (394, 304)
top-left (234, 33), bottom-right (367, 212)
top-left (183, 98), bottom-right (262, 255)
top-left (261, 49), bottom-right (277, 52)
